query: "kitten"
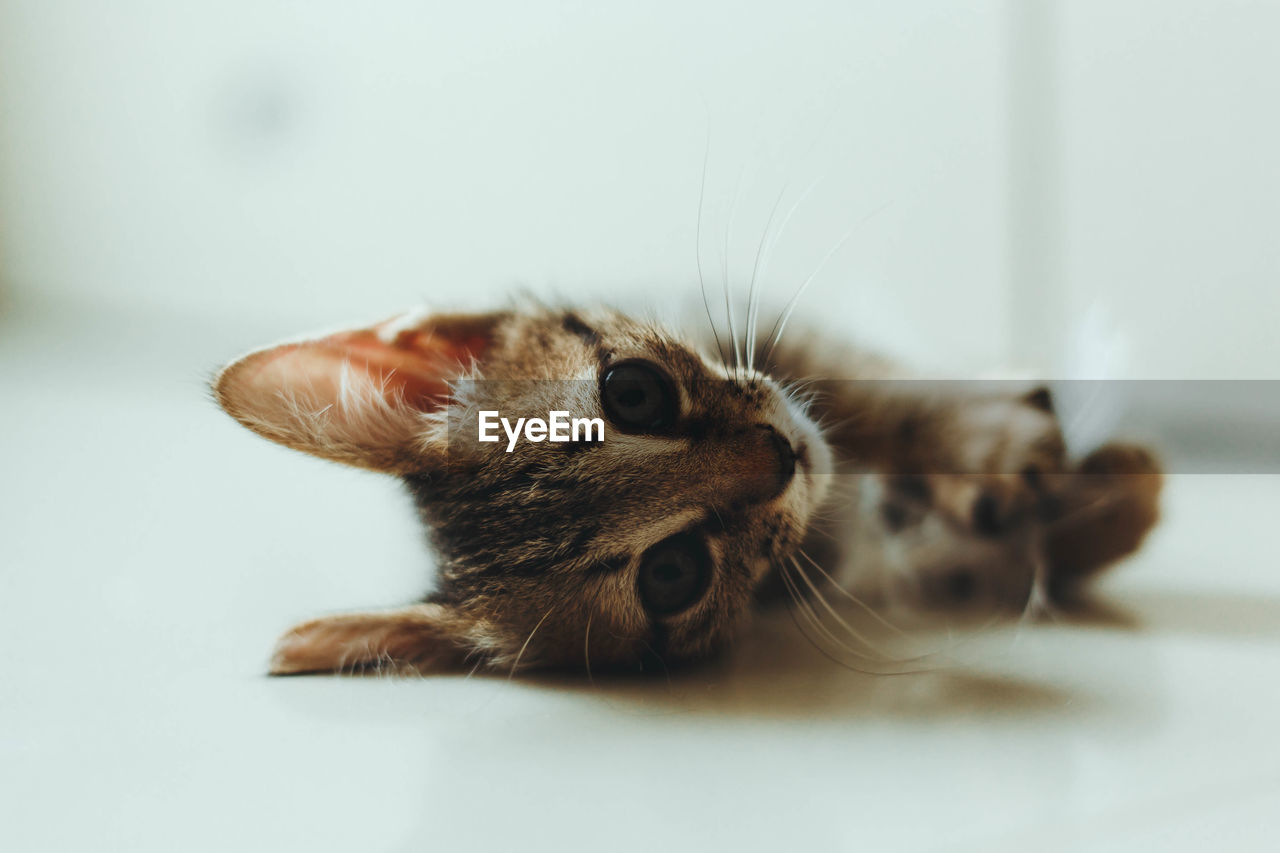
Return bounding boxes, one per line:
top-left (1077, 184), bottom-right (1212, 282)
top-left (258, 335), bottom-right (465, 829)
top-left (213, 303), bottom-right (1161, 675)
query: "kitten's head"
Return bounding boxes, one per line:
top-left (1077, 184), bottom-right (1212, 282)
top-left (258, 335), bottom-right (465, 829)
top-left (215, 304), bottom-right (832, 673)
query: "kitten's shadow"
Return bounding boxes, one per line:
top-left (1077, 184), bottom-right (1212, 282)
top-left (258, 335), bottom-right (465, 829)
top-left (1060, 586), bottom-right (1280, 640)
top-left (270, 589), bottom-right (1268, 724)
top-left (517, 583), bottom-right (1280, 720)
top-left (523, 608), bottom-right (1084, 721)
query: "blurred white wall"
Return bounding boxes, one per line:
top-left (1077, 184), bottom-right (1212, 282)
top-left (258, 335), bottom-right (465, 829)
top-left (0, 1), bottom-right (1012, 368)
top-left (1022, 0), bottom-right (1280, 379)
top-left (1, 1), bottom-right (1276, 376)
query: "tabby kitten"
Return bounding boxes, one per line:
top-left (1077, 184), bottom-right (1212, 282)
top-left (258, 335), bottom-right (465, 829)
top-left (213, 303), bottom-right (1160, 675)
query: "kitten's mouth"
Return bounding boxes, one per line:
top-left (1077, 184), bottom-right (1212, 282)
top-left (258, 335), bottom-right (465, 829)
top-left (794, 440), bottom-right (810, 472)
top-left (774, 430), bottom-right (799, 485)
top-left (753, 425), bottom-right (800, 502)
top-left (763, 433), bottom-right (817, 504)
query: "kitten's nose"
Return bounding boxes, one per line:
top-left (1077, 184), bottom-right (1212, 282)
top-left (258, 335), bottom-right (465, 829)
top-left (699, 424), bottom-right (799, 505)
top-left (758, 424), bottom-right (797, 499)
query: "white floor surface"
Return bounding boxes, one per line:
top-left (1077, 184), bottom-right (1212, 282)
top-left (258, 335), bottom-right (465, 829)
top-left (3, 300), bottom-right (1278, 852)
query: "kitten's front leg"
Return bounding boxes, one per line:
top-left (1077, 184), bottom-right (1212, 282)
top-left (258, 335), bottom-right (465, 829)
top-left (269, 603), bottom-right (489, 675)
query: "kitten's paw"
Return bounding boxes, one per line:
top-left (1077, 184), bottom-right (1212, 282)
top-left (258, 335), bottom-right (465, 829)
top-left (1074, 441), bottom-right (1162, 480)
top-left (269, 614), bottom-right (393, 675)
top-left (1044, 441), bottom-right (1163, 594)
top-left (268, 605), bottom-right (481, 676)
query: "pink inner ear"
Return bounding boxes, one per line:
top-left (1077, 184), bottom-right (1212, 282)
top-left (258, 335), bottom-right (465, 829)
top-left (327, 328), bottom-right (459, 410)
top-left (216, 310), bottom-right (497, 471)
top-left (254, 319), bottom-right (492, 413)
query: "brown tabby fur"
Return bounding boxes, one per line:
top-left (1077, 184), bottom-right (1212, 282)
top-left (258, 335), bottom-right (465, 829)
top-left (214, 303), bottom-right (1160, 676)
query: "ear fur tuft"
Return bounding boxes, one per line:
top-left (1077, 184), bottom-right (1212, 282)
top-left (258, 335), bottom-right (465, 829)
top-left (213, 309), bottom-right (502, 473)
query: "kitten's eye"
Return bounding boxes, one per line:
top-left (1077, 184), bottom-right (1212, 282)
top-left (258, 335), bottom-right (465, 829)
top-left (601, 360), bottom-right (677, 432)
top-left (638, 533), bottom-right (711, 616)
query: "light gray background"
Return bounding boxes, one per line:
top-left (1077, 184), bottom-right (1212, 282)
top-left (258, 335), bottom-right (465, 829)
top-left (4, 1), bottom-right (1276, 376)
top-left (2, 4), bottom-right (1279, 852)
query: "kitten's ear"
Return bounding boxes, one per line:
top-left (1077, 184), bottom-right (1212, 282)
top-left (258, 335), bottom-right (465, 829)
top-left (214, 308), bottom-right (503, 473)
top-left (269, 603), bottom-right (489, 675)
top-left (1043, 442), bottom-right (1163, 599)
top-left (1022, 385), bottom-right (1055, 414)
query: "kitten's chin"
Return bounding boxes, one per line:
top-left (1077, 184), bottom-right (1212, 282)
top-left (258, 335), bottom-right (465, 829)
top-left (749, 555), bottom-right (776, 583)
top-left (795, 432), bottom-right (835, 519)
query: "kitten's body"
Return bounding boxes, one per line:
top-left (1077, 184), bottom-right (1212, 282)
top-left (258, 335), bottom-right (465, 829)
top-left (214, 303), bottom-right (1161, 675)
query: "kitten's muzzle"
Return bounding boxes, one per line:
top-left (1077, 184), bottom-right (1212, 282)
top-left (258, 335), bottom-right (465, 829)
top-left (692, 424), bottom-right (799, 506)
top-left (753, 423), bottom-right (798, 502)
top-left (766, 425), bottom-right (797, 489)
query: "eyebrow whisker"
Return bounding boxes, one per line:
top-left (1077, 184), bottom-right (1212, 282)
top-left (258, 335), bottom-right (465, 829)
top-left (695, 120), bottom-right (730, 371)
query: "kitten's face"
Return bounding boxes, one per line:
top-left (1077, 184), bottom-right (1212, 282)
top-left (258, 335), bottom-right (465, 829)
top-left (215, 305), bottom-right (832, 673)
top-left (412, 308), bottom-right (832, 669)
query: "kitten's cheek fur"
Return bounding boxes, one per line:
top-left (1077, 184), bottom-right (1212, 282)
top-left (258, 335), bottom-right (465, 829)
top-left (791, 429), bottom-right (834, 521)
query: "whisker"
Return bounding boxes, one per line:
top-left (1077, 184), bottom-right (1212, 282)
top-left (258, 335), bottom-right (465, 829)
top-left (582, 579), bottom-right (610, 688)
top-left (782, 559), bottom-right (949, 676)
top-left (746, 118), bottom-right (838, 374)
top-left (814, 411), bottom-right (872, 436)
top-left (745, 183), bottom-right (790, 375)
top-left (788, 555), bottom-right (890, 652)
top-left (1018, 527), bottom-right (1056, 630)
top-left (789, 555), bottom-right (932, 666)
top-left (508, 606), bottom-right (555, 679)
top-left (778, 560), bottom-right (896, 674)
top-left (639, 639), bottom-right (673, 687)
top-left (762, 201), bottom-right (892, 370)
top-left (722, 164), bottom-right (746, 378)
top-left (695, 122), bottom-right (730, 370)
top-left (796, 548), bottom-right (916, 641)
top-left (747, 177), bottom-right (821, 374)
top-left (784, 559), bottom-right (923, 670)
top-left (790, 549), bottom-right (1012, 668)
top-left (583, 611), bottom-right (594, 687)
